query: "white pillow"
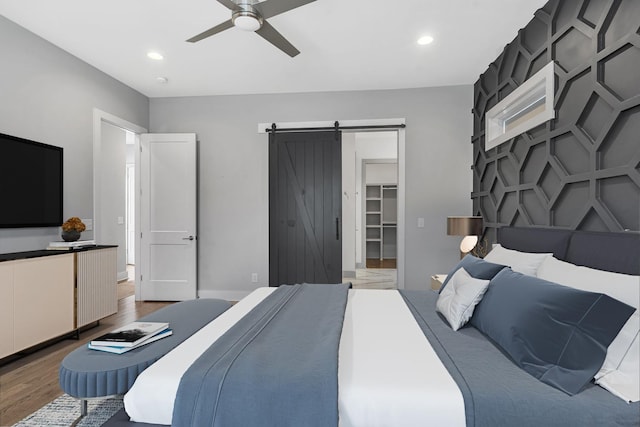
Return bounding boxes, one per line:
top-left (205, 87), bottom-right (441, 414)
top-left (537, 256), bottom-right (639, 308)
top-left (436, 268), bottom-right (490, 331)
top-left (483, 244), bottom-right (551, 276)
top-left (537, 256), bottom-right (640, 402)
top-left (595, 312), bottom-right (639, 402)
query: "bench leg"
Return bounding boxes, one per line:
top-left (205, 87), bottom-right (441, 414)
top-left (70, 400), bottom-right (88, 427)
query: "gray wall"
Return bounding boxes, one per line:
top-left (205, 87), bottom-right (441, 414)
top-left (150, 85), bottom-right (473, 296)
top-left (472, 0), bottom-right (640, 239)
top-left (0, 16), bottom-right (149, 253)
top-left (367, 163), bottom-right (398, 184)
top-left (0, 14), bottom-right (473, 294)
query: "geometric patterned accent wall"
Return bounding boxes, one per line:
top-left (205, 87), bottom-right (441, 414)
top-left (472, 0), bottom-right (640, 240)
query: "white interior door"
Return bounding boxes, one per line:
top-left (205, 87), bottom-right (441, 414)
top-left (139, 133), bottom-right (197, 301)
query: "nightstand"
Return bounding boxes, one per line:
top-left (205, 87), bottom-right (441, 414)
top-left (430, 274), bottom-right (447, 291)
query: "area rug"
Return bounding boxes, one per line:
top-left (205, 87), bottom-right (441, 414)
top-left (13, 394), bottom-right (123, 427)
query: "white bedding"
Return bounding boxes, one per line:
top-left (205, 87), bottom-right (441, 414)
top-left (338, 289), bottom-right (465, 427)
top-left (124, 288), bottom-right (466, 426)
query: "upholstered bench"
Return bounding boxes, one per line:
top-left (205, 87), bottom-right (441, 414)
top-left (59, 298), bottom-right (232, 415)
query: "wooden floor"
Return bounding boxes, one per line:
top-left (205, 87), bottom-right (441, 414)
top-left (349, 268), bottom-right (397, 290)
top-left (365, 258), bottom-right (397, 268)
top-left (0, 296), bottom-right (172, 426)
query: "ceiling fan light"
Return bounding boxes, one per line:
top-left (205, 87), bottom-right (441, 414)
top-left (233, 15), bottom-right (261, 31)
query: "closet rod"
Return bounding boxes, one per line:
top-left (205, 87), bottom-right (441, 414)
top-left (266, 122), bottom-right (406, 133)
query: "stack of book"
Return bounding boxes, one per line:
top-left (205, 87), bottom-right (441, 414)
top-left (88, 321), bottom-right (172, 354)
top-left (47, 240), bottom-right (97, 250)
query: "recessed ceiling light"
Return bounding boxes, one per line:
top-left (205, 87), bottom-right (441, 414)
top-left (417, 35), bottom-right (434, 46)
top-left (147, 51), bottom-right (164, 60)
top-left (156, 77), bottom-right (169, 84)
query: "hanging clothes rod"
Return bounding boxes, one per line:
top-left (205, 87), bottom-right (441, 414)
top-left (266, 121), bottom-right (406, 133)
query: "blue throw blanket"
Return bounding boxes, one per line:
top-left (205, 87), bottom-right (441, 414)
top-left (173, 284), bottom-right (349, 427)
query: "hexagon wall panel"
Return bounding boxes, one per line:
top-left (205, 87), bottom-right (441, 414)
top-left (554, 27), bottom-right (592, 73)
top-left (472, 0), bottom-right (640, 235)
top-left (538, 163), bottom-right (562, 201)
top-left (599, 105), bottom-right (640, 169)
top-left (552, 132), bottom-right (589, 175)
top-left (522, 189), bottom-right (548, 225)
top-left (553, 181), bottom-right (590, 227)
top-left (603, 0), bottom-right (640, 47)
top-left (521, 143), bottom-right (547, 184)
top-left (522, 16), bottom-right (549, 54)
top-left (579, 0), bottom-right (608, 28)
top-left (577, 93), bottom-right (613, 142)
top-left (601, 44), bottom-right (640, 102)
top-left (600, 175), bottom-right (640, 230)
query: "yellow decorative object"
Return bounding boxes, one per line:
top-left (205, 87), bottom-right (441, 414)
top-left (61, 217), bottom-right (86, 232)
top-left (61, 217), bottom-right (86, 242)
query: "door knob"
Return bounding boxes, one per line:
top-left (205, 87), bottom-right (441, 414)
top-left (182, 235), bottom-right (195, 241)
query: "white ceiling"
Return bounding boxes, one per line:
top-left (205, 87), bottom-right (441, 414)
top-left (0, 0), bottom-right (548, 98)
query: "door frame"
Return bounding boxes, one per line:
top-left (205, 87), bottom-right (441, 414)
top-left (126, 163), bottom-right (135, 265)
top-left (92, 109), bottom-right (147, 298)
top-left (259, 118), bottom-right (406, 289)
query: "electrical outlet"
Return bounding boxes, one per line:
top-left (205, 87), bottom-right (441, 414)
top-left (417, 217), bottom-right (425, 228)
top-left (251, 273), bottom-right (258, 283)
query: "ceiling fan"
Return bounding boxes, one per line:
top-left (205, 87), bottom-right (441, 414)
top-left (186, 0), bottom-right (317, 57)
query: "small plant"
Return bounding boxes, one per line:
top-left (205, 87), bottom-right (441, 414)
top-left (61, 217), bottom-right (86, 232)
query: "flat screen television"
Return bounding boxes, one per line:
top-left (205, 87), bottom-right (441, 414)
top-left (0, 132), bottom-right (63, 228)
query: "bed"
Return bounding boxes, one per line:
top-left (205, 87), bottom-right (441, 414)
top-left (103, 226), bottom-right (640, 427)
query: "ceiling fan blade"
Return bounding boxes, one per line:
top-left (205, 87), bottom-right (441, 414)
top-left (253, 0), bottom-right (316, 19)
top-left (216, 0), bottom-right (241, 11)
top-left (255, 20), bottom-right (300, 57)
top-left (186, 19), bottom-right (234, 43)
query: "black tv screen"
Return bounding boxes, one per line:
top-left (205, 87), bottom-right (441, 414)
top-left (0, 132), bottom-right (63, 228)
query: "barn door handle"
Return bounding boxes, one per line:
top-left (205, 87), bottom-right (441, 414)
top-left (336, 218), bottom-right (340, 240)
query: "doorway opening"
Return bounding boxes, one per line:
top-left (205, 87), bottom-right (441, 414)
top-left (93, 109), bottom-right (147, 300)
top-left (262, 118), bottom-right (405, 289)
top-left (341, 131), bottom-right (398, 290)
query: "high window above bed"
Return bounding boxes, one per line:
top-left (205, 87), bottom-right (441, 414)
top-left (485, 61), bottom-right (556, 151)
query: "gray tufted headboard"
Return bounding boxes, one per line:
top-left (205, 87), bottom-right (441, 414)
top-left (496, 227), bottom-right (640, 276)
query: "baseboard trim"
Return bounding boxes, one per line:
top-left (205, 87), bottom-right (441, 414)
top-left (342, 270), bottom-right (356, 278)
top-left (117, 271), bottom-right (129, 282)
top-left (198, 289), bottom-right (252, 301)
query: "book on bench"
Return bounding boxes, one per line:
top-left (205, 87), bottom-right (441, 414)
top-left (88, 328), bottom-right (173, 354)
top-left (90, 321), bottom-right (169, 348)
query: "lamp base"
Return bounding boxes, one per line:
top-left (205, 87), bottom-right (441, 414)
top-left (470, 238), bottom-right (489, 258)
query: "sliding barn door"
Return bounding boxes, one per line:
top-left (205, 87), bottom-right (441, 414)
top-left (269, 131), bottom-right (342, 286)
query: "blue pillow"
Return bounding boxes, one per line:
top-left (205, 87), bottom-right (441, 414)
top-left (470, 268), bottom-right (635, 395)
top-left (439, 255), bottom-right (506, 293)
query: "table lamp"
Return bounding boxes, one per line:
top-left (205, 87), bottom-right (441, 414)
top-left (447, 216), bottom-right (483, 258)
